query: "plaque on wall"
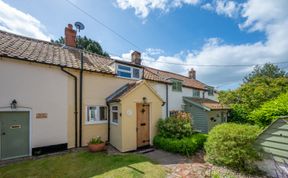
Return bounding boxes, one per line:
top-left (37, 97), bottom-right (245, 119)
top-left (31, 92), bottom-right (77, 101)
top-left (36, 113), bottom-right (48, 119)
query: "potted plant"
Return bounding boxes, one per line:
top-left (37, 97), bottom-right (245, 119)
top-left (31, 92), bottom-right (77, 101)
top-left (88, 136), bottom-right (105, 152)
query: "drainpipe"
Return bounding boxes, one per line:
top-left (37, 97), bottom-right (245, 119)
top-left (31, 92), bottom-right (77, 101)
top-left (79, 50), bottom-right (84, 147)
top-left (106, 102), bottom-right (111, 143)
top-left (166, 83), bottom-right (169, 118)
top-left (61, 67), bottom-right (78, 148)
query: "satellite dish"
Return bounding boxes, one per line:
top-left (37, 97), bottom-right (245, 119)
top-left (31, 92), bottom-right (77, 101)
top-left (74, 22), bottom-right (85, 32)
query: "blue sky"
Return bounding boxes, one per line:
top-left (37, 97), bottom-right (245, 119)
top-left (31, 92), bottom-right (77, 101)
top-left (0, 0), bottom-right (287, 90)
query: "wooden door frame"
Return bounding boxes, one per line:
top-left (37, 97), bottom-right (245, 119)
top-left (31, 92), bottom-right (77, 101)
top-left (0, 107), bottom-right (32, 159)
top-left (136, 103), bottom-right (151, 148)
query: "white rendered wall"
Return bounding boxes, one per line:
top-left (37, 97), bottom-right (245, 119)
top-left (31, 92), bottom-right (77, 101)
top-left (0, 58), bottom-right (68, 148)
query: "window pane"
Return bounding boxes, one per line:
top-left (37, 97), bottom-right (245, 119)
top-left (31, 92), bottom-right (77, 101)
top-left (99, 107), bottom-right (107, 121)
top-left (208, 88), bottom-right (214, 96)
top-left (117, 71), bottom-right (131, 78)
top-left (112, 106), bottom-right (118, 111)
top-left (172, 80), bottom-right (182, 91)
top-left (133, 68), bottom-right (140, 78)
top-left (118, 65), bottom-right (131, 71)
top-left (193, 90), bottom-right (200, 97)
top-left (88, 107), bottom-right (97, 122)
top-left (112, 112), bottom-right (118, 123)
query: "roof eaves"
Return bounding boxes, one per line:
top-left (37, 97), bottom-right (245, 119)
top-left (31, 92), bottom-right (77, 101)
top-left (183, 97), bottom-right (211, 111)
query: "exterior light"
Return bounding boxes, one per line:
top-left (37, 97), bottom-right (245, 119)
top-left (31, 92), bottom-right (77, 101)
top-left (10, 99), bottom-right (17, 109)
top-left (142, 97), bottom-right (148, 106)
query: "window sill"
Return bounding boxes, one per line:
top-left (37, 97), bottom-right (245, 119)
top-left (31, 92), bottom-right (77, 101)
top-left (110, 122), bottom-right (119, 126)
top-left (172, 90), bottom-right (182, 92)
top-left (116, 75), bottom-right (142, 80)
top-left (85, 121), bottom-right (108, 125)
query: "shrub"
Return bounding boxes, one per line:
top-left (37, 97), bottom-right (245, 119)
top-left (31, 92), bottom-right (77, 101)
top-left (157, 112), bottom-right (192, 139)
top-left (249, 92), bottom-right (288, 127)
top-left (205, 123), bottom-right (261, 172)
top-left (153, 134), bottom-right (207, 156)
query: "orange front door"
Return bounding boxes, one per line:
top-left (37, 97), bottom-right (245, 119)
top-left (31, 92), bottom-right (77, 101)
top-left (136, 103), bottom-right (150, 148)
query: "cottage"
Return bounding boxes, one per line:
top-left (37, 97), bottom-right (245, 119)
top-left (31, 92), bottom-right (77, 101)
top-left (0, 24), bottom-right (227, 160)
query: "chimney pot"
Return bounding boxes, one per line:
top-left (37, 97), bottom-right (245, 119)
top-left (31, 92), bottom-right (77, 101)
top-left (189, 68), bottom-right (196, 79)
top-left (65, 24), bottom-right (77, 48)
top-left (131, 51), bottom-right (142, 65)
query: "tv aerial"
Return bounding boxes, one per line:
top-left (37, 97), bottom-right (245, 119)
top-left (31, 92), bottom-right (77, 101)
top-left (74, 22), bottom-right (85, 32)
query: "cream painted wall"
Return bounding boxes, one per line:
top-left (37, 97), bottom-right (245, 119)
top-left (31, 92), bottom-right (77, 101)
top-left (81, 72), bottom-right (130, 146)
top-left (119, 83), bottom-right (163, 152)
top-left (0, 58), bottom-right (68, 148)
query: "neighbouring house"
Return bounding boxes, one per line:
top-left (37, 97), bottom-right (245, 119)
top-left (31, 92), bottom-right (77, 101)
top-left (0, 24), bottom-right (227, 160)
top-left (255, 117), bottom-right (288, 177)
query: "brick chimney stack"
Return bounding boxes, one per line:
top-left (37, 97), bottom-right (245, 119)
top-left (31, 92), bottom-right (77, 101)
top-left (65, 24), bottom-right (77, 48)
top-left (189, 68), bottom-right (196, 79)
top-left (131, 51), bottom-right (142, 65)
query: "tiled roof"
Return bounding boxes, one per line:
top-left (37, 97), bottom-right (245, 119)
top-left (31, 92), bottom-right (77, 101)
top-left (184, 97), bottom-right (229, 110)
top-left (0, 30), bottom-right (209, 89)
top-left (106, 81), bottom-right (142, 102)
top-left (145, 67), bottom-right (207, 90)
top-left (0, 30), bottom-right (114, 73)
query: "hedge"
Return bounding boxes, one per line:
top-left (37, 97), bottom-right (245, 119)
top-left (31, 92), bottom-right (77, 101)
top-left (153, 134), bottom-right (207, 156)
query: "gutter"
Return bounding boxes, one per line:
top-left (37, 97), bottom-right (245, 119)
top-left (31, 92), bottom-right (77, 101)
top-left (166, 83), bottom-right (169, 118)
top-left (106, 102), bottom-right (111, 143)
top-left (61, 67), bottom-right (78, 148)
top-left (79, 51), bottom-right (84, 147)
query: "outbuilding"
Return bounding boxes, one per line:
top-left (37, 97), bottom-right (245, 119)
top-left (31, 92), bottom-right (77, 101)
top-left (183, 97), bottom-right (229, 133)
top-left (255, 117), bottom-right (288, 177)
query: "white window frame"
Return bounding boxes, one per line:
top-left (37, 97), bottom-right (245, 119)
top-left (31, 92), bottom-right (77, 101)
top-left (193, 89), bottom-right (200, 97)
top-left (171, 79), bottom-right (182, 92)
top-left (116, 64), bottom-right (142, 80)
top-left (86, 106), bottom-right (108, 124)
top-left (110, 105), bottom-right (119, 125)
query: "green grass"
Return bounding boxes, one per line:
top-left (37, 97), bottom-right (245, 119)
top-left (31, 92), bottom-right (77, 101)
top-left (0, 151), bottom-right (166, 178)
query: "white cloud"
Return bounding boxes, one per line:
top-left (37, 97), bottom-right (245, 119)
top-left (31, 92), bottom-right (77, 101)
top-left (117, 0), bottom-right (288, 90)
top-left (0, 0), bottom-right (51, 41)
top-left (145, 48), bottom-right (165, 56)
top-left (214, 0), bottom-right (240, 18)
top-left (116, 0), bottom-right (199, 18)
top-left (201, 0), bottom-right (241, 18)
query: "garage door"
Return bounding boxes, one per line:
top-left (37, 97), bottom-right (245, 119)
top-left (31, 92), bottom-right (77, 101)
top-left (0, 112), bottom-right (29, 160)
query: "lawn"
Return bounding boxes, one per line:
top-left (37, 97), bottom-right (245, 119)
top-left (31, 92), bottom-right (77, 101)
top-left (0, 151), bottom-right (166, 178)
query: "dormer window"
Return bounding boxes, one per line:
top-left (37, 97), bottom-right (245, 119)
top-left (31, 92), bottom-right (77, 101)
top-left (171, 79), bottom-right (182, 92)
top-left (193, 89), bottom-right (200, 97)
top-left (116, 64), bottom-right (142, 79)
top-left (207, 87), bottom-right (214, 96)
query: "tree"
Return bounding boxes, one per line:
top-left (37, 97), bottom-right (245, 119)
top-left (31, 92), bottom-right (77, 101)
top-left (52, 36), bottom-right (109, 57)
top-left (219, 63), bottom-right (288, 124)
top-left (244, 63), bottom-right (287, 83)
top-left (249, 92), bottom-right (288, 127)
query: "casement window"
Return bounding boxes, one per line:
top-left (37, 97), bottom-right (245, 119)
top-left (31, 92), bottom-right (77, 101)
top-left (110, 105), bottom-right (119, 124)
top-left (86, 106), bottom-right (108, 124)
top-left (193, 89), bottom-right (200, 97)
top-left (207, 87), bottom-right (214, 96)
top-left (172, 79), bottom-right (182, 92)
top-left (116, 64), bottom-right (142, 79)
